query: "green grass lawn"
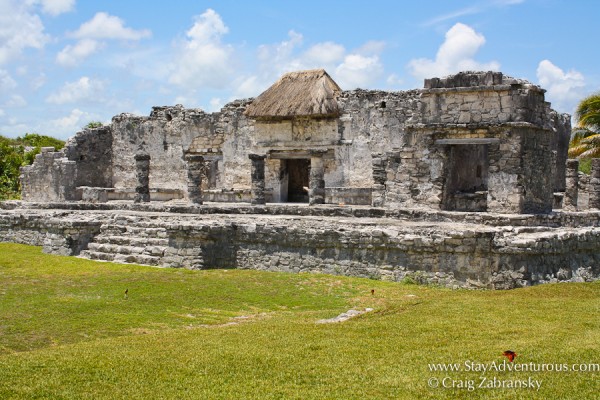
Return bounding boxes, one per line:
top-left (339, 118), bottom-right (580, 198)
top-left (0, 243), bottom-right (598, 399)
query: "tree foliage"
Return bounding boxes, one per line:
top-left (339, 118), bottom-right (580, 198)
top-left (0, 134), bottom-right (65, 200)
top-left (569, 93), bottom-right (600, 172)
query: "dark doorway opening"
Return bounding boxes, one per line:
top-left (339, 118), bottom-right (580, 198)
top-left (286, 159), bottom-right (310, 202)
top-left (442, 144), bottom-right (489, 212)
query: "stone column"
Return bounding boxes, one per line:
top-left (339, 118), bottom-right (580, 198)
top-left (249, 154), bottom-right (266, 205)
top-left (371, 153), bottom-right (387, 207)
top-left (563, 159), bottom-right (579, 211)
top-left (589, 159), bottom-right (600, 210)
top-left (309, 150), bottom-right (326, 205)
top-left (134, 153), bottom-right (151, 203)
top-left (185, 154), bottom-right (205, 205)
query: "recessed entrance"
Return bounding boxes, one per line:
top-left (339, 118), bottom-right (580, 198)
top-left (286, 159), bottom-right (310, 202)
top-left (442, 144), bottom-right (489, 212)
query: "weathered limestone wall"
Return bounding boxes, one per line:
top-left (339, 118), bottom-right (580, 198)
top-left (1, 207), bottom-right (599, 289)
top-left (63, 126), bottom-right (113, 188)
top-left (379, 72), bottom-right (558, 213)
top-left (19, 70), bottom-right (568, 212)
top-left (109, 101), bottom-right (255, 198)
top-left (20, 147), bottom-right (78, 202)
top-left (337, 90), bottom-right (421, 187)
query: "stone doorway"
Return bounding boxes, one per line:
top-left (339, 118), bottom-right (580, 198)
top-left (286, 159), bottom-right (310, 202)
top-left (442, 144), bottom-right (489, 212)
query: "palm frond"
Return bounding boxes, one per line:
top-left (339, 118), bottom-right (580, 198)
top-left (569, 145), bottom-right (590, 158)
top-left (579, 147), bottom-right (600, 159)
top-left (575, 93), bottom-right (600, 132)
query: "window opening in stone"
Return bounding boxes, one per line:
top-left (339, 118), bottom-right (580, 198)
top-left (166, 113), bottom-right (173, 121)
top-left (442, 144), bottom-right (489, 212)
top-left (286, 159), bottom-right (310, 203)
top-left (380, 101), bottom-right (386, 109)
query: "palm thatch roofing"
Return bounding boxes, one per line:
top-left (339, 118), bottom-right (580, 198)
top-left (244, 69), bottom-right (341, 119)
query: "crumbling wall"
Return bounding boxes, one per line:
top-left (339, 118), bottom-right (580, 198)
top-left (20, 147), bottom-right (77, 202)
top-left (63, 126), bottom-right (113, 188)
top-left (110, 105), bottom-right (215, 194)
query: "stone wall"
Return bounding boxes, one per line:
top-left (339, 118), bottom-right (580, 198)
top-left (19, 70), bottom-right (569, 213)
top-left (1, 206), bottom-right (598, 289)
top-left (20, 147), bottom-right (77, 201)
top-left (63, 126), bottom-right (113, 188)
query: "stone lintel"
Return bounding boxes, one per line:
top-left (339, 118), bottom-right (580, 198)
top-left (435, 138), bottom-right (501, 145)
top-left (268, 149), bottom-right (334, 160)
top-left (184, 154), bottom-right (205, 163)
top-left (134, 153), bottom-right (151, 161)
top-left (248, 153), bottom-right (267, 160)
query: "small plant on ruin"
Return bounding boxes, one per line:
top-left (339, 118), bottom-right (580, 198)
top-left (85, 121), bottom-right (104, 129)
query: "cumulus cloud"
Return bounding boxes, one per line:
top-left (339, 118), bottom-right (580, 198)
top-left (47, 108), bottom-right (99, 137)
top-left (302, 41), bottom-right (345, 65)
top-left (46, 77), bottom-right (106, 104)
top-left (56, 39), bottom-right (104, 66)
top-left (70, 12), bottom-right (151, 41)
top-left (168, 9), bottom-right (234, 89)
top-left (56, 12), bottom-right (151, 67)
top-left (5, 94), bottom-right (27, 107)
top-left (408, 23), bottom-right (500, 81)
top-left (0, 1), bottom-right (49, 64)
top-left (335, 53), bottom-right (383, 89)
top-left (537, 59), bottom-right (586, 113)
top-left (233, 30), bottom-right (385, 97)
top-left (0, 69), bottom-right (17, 90)
top-left (39, 0), bottom-right (75, 16)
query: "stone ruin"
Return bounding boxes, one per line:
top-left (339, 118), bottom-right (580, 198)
top-left (1, 70), bottom-right (599, 289)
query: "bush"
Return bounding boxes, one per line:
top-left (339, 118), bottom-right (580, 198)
top-left (0, 134), bottom-right (65, 200)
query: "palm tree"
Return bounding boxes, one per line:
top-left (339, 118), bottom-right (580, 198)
top-left (569, 93), bottom-right (600, 159)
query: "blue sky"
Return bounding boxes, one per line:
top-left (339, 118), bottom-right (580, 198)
top-left (1, 0), bottom-right (598, 139)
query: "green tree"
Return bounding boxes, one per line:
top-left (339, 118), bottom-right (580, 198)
top-left (0, 134), bottom-right (65, 200)
top-left (569, 93), bottom-right (600, 160)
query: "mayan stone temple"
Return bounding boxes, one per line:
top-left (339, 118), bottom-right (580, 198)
top-left (1, 70), bottom-right (599, 289)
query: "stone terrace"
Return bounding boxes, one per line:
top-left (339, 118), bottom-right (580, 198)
top-left (1, 201), bottom-right (599, 289)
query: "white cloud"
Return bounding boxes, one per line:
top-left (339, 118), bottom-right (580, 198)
top-left (302, 42), bottom-right (345, 65)
top-left (5, 94), bottom-right (27, 107)
top-left (234, 30), bottom-right (386, 96)
top-left (47, 108), bottom-right (98, 137)
top-left (335, 53), bottom-right (383, 89)
top-left (0, 1), bottom-right (49, 64)
top-left (39, 0), bottom-right (75, 16)
top-left (70, 12), bottom-right (151, 41)
top-left (168, 9), bottom-right (234, 89)
top-left (57, 12), bottom-right (151, 67)
top-left (537, 59), bottom-right (586, 113)
top-left (0, 69), bottom-right (17, 90)
top-left (408, 23), bottom-right (500, 81)
top-left (46, 77), bottom-right (106, 104)
top-left (0, 109), bottom-right (4, 117)
top-left (30, 72), bottom-right (46, 90)
top-left (56, 39), bottom-right (103, 66)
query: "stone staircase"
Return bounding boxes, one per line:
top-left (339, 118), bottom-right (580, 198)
top-left (80, 222), bottom-right (170, 266)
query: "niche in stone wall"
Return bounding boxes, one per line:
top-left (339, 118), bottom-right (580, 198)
top-left (442, 144), bottom-right (489, 212)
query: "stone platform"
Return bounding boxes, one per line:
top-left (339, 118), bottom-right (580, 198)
top-left (1, 201), bottom-right (599, 289)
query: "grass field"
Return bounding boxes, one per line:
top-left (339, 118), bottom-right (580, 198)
top-left (0, 243), bottom-right (598, 399)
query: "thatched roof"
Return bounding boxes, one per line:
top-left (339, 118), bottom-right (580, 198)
top-left (244, 69), bottom-right (341, 119)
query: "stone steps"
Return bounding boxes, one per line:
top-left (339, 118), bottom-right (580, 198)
top-left (80, 250), bottom-right (162, 266)
top-left (93, 235), bottom-right (169, 247)
top-left (80, 221), bottom-right (171, 266)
